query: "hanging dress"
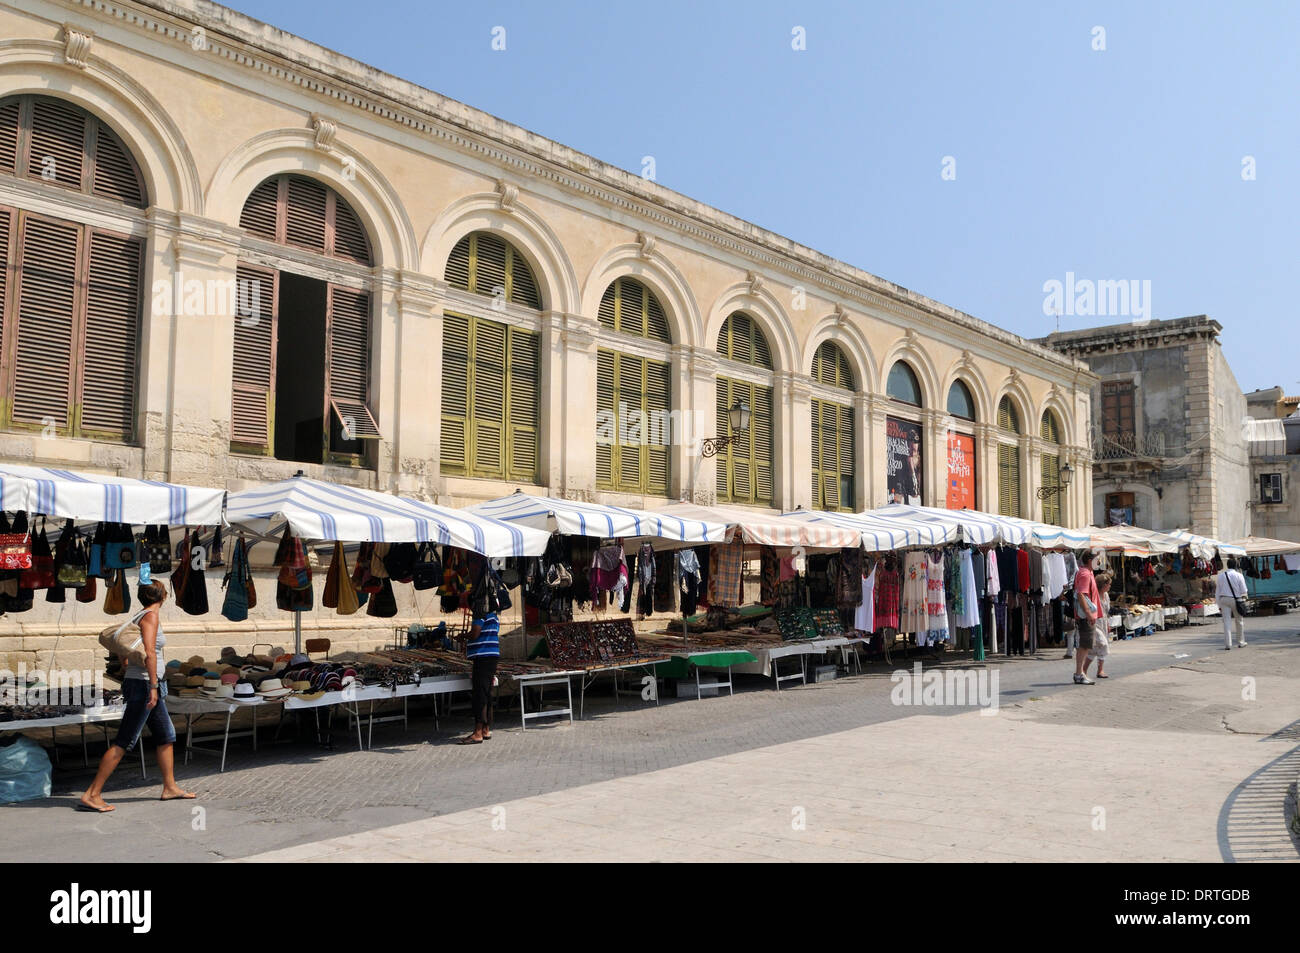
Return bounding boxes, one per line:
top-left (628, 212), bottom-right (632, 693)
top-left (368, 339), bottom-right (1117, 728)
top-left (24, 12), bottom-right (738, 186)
top-left (901, 551), bottom-right (929, 634)
top-left (925, 552), bottom-right (949, 642)
top-left (854, 562), bottom-right (876, 632)
top-left (956, 549), bottom-right (980, 628)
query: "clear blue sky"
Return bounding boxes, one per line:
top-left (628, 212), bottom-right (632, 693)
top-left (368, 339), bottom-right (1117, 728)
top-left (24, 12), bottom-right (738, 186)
top-left (236, 0), bottom-right (1299, 394)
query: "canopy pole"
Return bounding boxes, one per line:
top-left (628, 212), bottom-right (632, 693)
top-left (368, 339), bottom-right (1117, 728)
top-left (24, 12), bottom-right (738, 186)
top-left (294, 610), bottom-right (302, 655)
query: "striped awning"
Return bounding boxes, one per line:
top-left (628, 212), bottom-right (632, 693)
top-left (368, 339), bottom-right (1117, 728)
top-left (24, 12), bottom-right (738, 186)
top-left (869, 503), bottom-right (1019, 545)
top-left (0, 464), bottom-right (224, 526)
top-left (225, 478), bottom-right (548, 556)
top-left (469, 494), bottom-right (726, 546)
top-left (782, 508), bottom-right (960, 551)
top-left (655, 501), bottom-right (861, 550)
top-left (1164, 529), bottom-right (1247, 559)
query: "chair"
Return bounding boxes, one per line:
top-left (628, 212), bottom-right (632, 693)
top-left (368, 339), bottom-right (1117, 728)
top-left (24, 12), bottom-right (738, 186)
top-left (305, 638), bottom-right (331, 660)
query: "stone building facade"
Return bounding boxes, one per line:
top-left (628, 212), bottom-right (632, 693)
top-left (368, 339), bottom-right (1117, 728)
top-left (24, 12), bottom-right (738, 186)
top-left (1041, 316), bottom-right (1250, 538)
top-left (1244, 387), bottom-right (1300, 544)
top-left (0, 0), bottom-right (1094, 670)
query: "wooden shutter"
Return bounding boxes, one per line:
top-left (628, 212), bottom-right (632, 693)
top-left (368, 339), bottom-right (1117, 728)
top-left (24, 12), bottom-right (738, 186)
top-left (331, 196), bottom-right (371, 264)
top-left (598, 283), bottom-right (617, 331)
top-left (644, 357), bottom-right (671, 495)
top-left (230, 262), bottom-right (277, 450)
top-left (998, 397), bottom-right (1020, 434)
top-left (0, 99), bottom-right (21, 175)
top-left (1041, 451), bottom-right (1060, 524)
top-left (619, 279), bottom-right (644, 337)
top-left (821, 401), bottom-right (841, 509)
top-left (754, 384), bottom-right (774, 504)
top-left (11, 215), bottom-right (80, 429)
top-left (26, 97), bottom-right (86, 193)
top-left (998, 443), bottom-right (1021, 517)
top-left (506, 327), bottom-right (539, 481)
top-left (90, 123), bottom-right (145, 207)
top-left (715, 378), bottom-right (732, 500)
top-left (0, 208), bottom-right (10, 365)
top-left (80, 230), bottom-right (141, 436)
top-left (616, 352), bottom-right (643, 489)
top-left (445, 235), bottom-right (471, 291)
top-left (810, 400), bottom-right (823, 506)
top-left (471, 319), bottom-right (506, 476)
top-left (474, 233), bottom-right (508, 302)
top-left (837, 403), bottom-right (854, 509)
top-left (508, 246), bottom-right (542, 310)
top-left (326, 285), bottom-right (379, 439)
top-left (284, 176), bottom-right (327, 253)
top-left (440, 312), bottom-right (470, 473)
top-left (596, 348), bottom-right (615, 487)
top-left (239, 177), bottom-right (280, 241)
top-left (645, 289), bottom-right (670, 343)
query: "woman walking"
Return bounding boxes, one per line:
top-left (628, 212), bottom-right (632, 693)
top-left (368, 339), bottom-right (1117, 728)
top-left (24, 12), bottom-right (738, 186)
top-left (79, 581), bottom-right (196, 812)
top-left (1083, 572), bottom-right (1112, 679)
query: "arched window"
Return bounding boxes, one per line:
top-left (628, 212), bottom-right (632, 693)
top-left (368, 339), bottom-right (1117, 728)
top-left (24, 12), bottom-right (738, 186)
top-left (715, 313), bottom-right (774, 505)
top-left (0, 95), bottom-right (147, 441)
top-left (947, 380), bottom-right (976, 421)
top-left (596, 278), bottom-right (671, 495)
top-left (887, 361), bottom-right (922, 406)
top-left (232, 174), bottom-right (378, 465)
top-left (440, 233), bottom-right (542, 482)
top-left (444, 231), bottom-right (542, 310)
top-left (996, 396), bottom-right (1022, 517)
top-left (810, 341), bottom-right (854, 511)
top-left (1040, 411), bottom-right (1063, 525)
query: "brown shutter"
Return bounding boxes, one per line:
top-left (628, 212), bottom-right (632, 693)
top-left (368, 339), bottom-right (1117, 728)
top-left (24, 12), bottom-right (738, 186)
top-left (11, 215), bottom-right (80, 429)
top-left (0, 99), bottom-right (19, 175)
top-left (239, 177), bottom-right (280, 241)
top-left (326, 285), bottom-right (379, 439)
top-left (0, 208), bottom-right (10, 365)
top-left (80, 230), bottom-right (141, 436)
top-left (284, 176), bottom-right (327, 253)
top-left (230, 262), bottom-right (277, 450)
top-left (330, 195), bottom-right (371, 265)
top-left (90, 121), bottom-right (145, 207)
top-left (440, 312), bottom-right (470, 474)
top-left (26, 98), bottom-right (86, 193)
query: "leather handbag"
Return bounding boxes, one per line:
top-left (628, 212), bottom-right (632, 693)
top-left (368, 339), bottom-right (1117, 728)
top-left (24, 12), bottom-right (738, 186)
top-left (98, 612), bottom-right (146, 668)
top-left (76, 574), bottom-right (97, 604)
top-left (87, 522), bottom-right (105, 578)
top-left (0, 509), bottom-right (32, 571)
top-left (273, 526), bottom-right (294, 566)
top-left (103, 569), bottom-right (131, 615)
top-left (369, 543), bottom-right (391, 580)
top-left (411, 543), bottom-right (443, 591)
top-left (170, 531), bottom-right (192, 604)
top-left (382, 542), bottom-right (418, 583)
top-left (177, 530), bottom-right (209, 616)
top-left (19, 518), bottom-right (55, 589)
top-left (365, 577), bottom-right (398, 618)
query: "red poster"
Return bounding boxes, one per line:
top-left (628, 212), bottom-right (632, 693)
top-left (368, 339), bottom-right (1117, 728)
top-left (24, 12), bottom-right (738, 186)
top-left (946, 432), bottom-right (976, 510)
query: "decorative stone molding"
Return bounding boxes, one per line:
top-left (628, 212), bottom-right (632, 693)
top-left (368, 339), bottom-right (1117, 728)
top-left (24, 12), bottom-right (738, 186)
top-left (495, 178), bottom-right (519, 212)
top-left (309, 113), bottom-right (338, 152)
top-left (833, 303), bottom-right (848, 328)
top-left (62, 23), bottom-right (94, 67)
top-left (636, 231), bottom-right (656, 259)
top-left (746, 271), bottom-right (764, 297)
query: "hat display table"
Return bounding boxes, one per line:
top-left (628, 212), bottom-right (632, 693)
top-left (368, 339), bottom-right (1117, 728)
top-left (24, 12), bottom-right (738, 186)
top-left (282, 676), bottom-right (474, 750)
top-left (0, 705), bottom-right (146, 778)
top-left (168, 695), bottom-right (265, 773)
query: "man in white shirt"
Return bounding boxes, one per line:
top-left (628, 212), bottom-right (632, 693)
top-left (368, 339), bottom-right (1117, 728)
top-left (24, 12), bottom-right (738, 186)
top-left (1215, 559), bottom-right (1249, 650)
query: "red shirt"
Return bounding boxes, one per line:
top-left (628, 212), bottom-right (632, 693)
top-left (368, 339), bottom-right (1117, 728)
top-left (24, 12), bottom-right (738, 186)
top-left (1073, 566), bottom-right (1100, 621)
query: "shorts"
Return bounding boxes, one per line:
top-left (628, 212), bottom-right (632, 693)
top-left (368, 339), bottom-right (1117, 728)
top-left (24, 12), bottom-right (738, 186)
top-left (1075, 617), bottom-right (1094, 651)
top-left (113, 677), bottom-right (177, 751)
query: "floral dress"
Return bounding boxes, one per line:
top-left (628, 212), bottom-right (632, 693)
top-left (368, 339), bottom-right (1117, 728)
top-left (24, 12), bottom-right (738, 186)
top-left (901, 551), bottom-right (929, 634)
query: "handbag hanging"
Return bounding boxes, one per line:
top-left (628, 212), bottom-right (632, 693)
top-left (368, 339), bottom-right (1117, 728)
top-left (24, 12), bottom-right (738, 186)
top-left (273, 526), bottom-right (294, 566)
top-left (144, 524), bottom-right (172, 572)
top-left (209, 525), bottom-right (225, 569)
top-left (170, 530), bottom-right (192, 604)
top-left (56, 521), bottom-right (89, 587)
top-left (76, 574), bottom-right (97, 603)
top-left (103, 569), bottom-right (131, 615)
top-left (322, 540), bottom-right (359, 615)
top-left (0, 509), bottom-right (32, 571)
top-left (19, 518), bottom-right (55, 589)
top-left (220, 535), bottom-right (252, 623)
top-left (411, 543), bottom-right (444, 591)
top-left (178, 530), bottom-right (209, 616)
top-left (104, 522), bottom-right (137, 571)
top-left (365, 576), bottom-right (398, 618)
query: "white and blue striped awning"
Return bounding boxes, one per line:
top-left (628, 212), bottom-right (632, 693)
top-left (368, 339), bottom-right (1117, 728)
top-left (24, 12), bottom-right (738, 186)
top-left (469, 493), bottom-right (727, 545)
top-left (225, 478), bottom-right (548, 556)
top-left (868, 503), bottom-right (1019, 545)
top-left (782, 508), bottom-right (961, 551)
top-left (0, 464), bottom-right (224, 526)
top-left (1165, 529), bottom-right (1247, 559)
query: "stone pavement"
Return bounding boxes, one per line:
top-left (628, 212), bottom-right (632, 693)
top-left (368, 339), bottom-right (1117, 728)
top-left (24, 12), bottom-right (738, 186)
top-left (5, 616), bottom-right (1299, 862)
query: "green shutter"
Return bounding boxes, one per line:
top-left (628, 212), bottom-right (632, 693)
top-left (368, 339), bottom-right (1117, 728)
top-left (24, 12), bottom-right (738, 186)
top-left (507, 327), bottom-right (539, 481)
top-left (753, 385), bottom-right (774, 504)
top-left (596, 348), bottom-right (615, 488)
top-left (1041, 451), bottom-right (1061, 524)
top-left (811, 397), bottom-right (852, 511)
top-left (716, 376), bottom-right (773, 506)
top-left (998, 443), bottom-right (1021, 517)
top-left (440, 313), bottom-right (470, 474)
top-left (595, 348), bottom-right (670, 495)
top-left (644, 358), bottom-right (671, 496)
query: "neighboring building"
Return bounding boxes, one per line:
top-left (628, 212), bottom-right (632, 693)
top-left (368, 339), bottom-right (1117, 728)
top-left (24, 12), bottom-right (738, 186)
top-left (1244, 387), bottom-right (1300, 543)
top-left (0, 0), bottom-right (1095, 668)
top-left (1041, 316), bottom-right (1250, 539)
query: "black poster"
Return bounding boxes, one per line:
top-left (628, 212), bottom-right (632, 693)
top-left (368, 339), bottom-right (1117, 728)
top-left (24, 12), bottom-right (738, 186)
top-left (886, 416), bottom-right (923, 505)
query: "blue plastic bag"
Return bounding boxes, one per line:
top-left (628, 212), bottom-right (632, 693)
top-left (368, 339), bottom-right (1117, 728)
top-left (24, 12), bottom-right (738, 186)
top-left (0, 735), bottom-right (52, 803)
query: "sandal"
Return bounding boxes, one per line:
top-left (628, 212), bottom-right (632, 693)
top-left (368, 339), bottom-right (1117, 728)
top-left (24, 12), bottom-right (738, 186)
top-left (458, 736), bottom-right (483, 745)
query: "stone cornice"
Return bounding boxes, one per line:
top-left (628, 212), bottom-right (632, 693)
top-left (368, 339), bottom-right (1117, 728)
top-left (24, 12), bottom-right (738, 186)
top-left (58, 0), bottom-right (1089, 383)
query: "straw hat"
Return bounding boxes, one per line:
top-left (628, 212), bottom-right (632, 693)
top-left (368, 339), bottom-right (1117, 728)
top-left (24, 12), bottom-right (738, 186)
top-left (256, 678), bottom-right (293, 699)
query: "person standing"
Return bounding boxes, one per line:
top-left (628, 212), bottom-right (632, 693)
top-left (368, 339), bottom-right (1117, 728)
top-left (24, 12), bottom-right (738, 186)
top-left (1083, 572), bottom-right (1112, 679)
top-left (1072, 552), bottom-right (1101, 685)
top-left (1216, 558), bottom-right (1249, 650)
top-left (460, 559), bottom-right (500, 744)
top-left (79, 582), bottom-right (196, 811)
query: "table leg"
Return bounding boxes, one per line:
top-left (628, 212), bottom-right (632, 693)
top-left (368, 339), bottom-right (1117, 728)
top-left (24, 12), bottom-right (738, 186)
top-left (695, 666), bottom-right (702, 701)
top-left (367, 700), bottom-right (375, 749)
top-left (251, 704), bottom-right (258, 752)
top-left (184, 714), bottom-right (194, 766)
top-left (728, 665), bottom-right (734, 696)
top-left (79, 724), bottom-right (87, 766)
top-left (139, 742), bottom-right (146, 780)
top-left (220, 710), bottom-right (232, 773)
top-left (355, 704), bottom-right (363, 750)
top-left (566, 677), bottom-right (574, 726)
top-left (519, 682), bottom-right (527, 730)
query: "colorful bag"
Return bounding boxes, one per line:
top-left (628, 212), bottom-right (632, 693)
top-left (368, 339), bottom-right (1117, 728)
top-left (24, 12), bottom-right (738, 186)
top-left (0, 511), bottom-right (32, 572)
top-left (220, 535), bottom-right (252, 623)
top-left (103, 523), bottom-right (137, 570)
top-left (140, 525), bottom-right (172, 572)
top-left (18, 519), bottom-right (55, 589)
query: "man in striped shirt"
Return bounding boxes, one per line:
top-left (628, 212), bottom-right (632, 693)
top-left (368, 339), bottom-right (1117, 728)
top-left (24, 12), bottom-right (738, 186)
top-left (461, 562), bottom-right (500, 744)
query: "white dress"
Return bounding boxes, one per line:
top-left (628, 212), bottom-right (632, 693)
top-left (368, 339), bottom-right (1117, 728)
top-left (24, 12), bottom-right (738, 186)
top-left (854, 564), bottom-right (876, 633)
